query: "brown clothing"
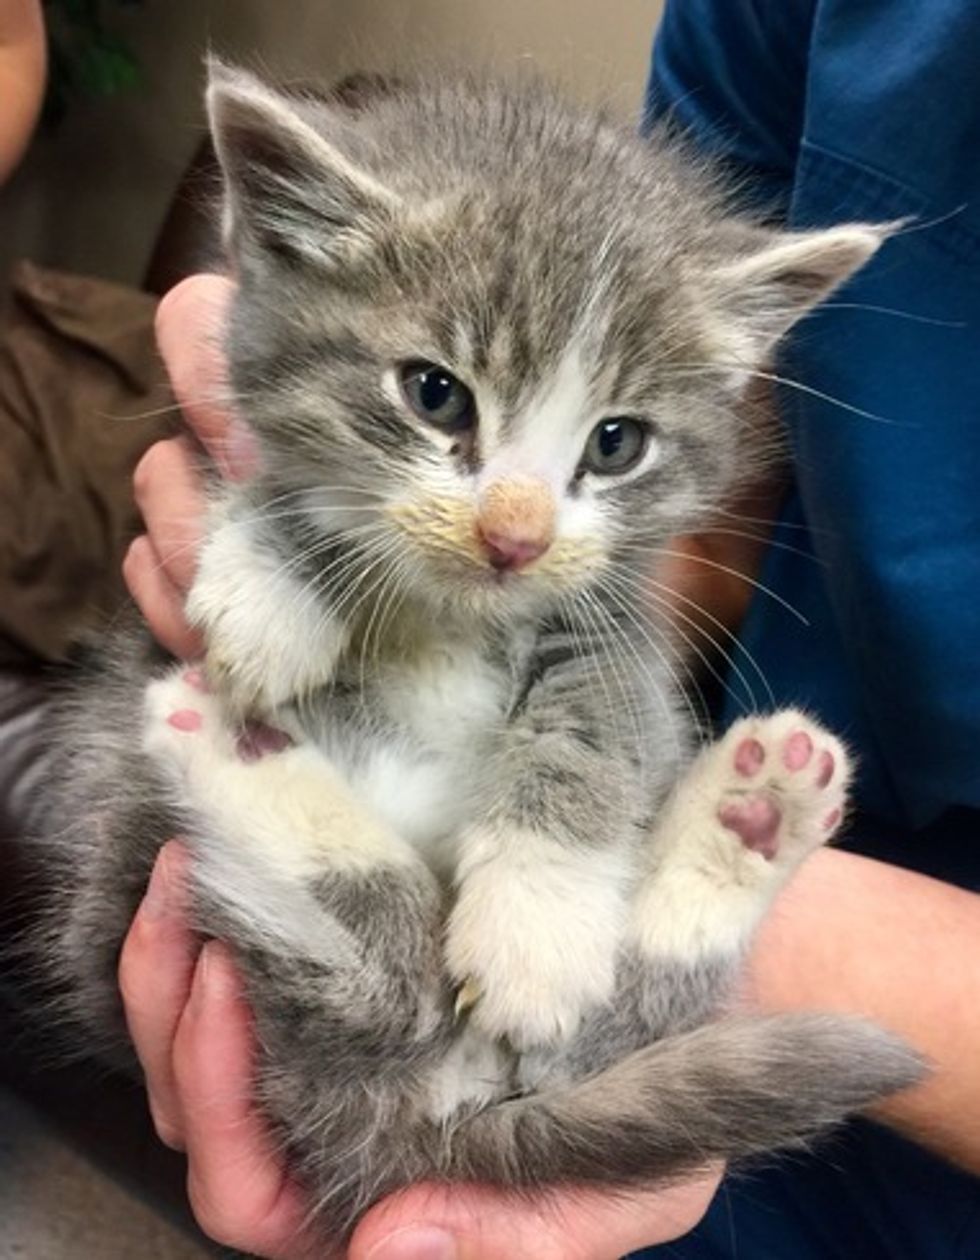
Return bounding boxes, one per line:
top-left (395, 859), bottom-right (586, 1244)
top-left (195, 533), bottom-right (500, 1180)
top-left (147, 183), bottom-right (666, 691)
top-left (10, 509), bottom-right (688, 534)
top-left (0, 260), bottom-right (171, 663)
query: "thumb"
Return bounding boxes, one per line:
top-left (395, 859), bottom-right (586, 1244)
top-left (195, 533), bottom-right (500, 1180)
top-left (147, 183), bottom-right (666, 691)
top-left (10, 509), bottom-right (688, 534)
top-left (155, 273), bottom-right (259, 481)
top-left (348, 1171), bottom-right (722, 1260)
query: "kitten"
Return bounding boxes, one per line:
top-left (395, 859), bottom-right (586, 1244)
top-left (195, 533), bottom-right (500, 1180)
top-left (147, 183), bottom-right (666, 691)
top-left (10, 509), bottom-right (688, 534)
top-left (28, 63), bottom-right (920, 1242)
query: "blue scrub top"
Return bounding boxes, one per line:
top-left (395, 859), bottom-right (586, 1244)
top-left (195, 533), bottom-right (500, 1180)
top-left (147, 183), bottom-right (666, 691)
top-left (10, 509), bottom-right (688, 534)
top-left (646, 0), bottom-right (980, 846)
top-left (635, 5), bottom-right (980, 1257)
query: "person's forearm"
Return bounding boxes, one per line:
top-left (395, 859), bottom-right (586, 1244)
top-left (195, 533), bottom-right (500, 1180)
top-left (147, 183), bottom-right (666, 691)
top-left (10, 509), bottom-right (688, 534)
top-left (0, 0), bottom-right (46, 186)
top-left (749, 846), bottom-right (980, 1172)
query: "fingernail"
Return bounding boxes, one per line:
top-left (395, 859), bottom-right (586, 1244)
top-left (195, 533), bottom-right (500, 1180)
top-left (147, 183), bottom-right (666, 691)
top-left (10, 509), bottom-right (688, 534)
top-left (222, 420), bottom-right (259, 481)
top-left (366, 1227), bottom-right (458, 1260)
top-left (141, 850), bottom-right (171, 920)
top-left (196, 941), bottom-right (238, 1003)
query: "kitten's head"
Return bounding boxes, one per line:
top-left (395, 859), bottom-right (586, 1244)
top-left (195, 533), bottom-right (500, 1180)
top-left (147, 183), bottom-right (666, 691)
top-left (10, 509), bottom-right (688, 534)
top-left (208, 62), bottom-right (886, 623)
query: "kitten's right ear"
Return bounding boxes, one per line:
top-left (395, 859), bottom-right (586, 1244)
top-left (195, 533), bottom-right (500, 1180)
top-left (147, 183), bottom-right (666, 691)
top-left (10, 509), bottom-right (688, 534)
top-left (206, 59), bottom-right (401, 270)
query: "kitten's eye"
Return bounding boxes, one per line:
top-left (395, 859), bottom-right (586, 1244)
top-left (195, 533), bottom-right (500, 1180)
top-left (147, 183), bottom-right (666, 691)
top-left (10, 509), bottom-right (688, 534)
top-left (580, 418), bottom-right (649, 476)
top-left (398, 362), bottom-right (476, 432)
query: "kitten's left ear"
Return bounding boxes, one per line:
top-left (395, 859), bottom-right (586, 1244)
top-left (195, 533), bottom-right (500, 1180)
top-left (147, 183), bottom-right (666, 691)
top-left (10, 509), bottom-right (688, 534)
top-left (710, 222), bottom-right (895, 366)
top-left (206, 59), bottom-right (401, 270)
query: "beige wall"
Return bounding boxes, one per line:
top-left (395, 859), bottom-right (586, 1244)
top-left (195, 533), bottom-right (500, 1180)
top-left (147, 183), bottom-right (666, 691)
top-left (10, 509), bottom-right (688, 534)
top-left (238, 0), bottom-right (661, 110)
top-left (0, 1), bottom-right (663, 288)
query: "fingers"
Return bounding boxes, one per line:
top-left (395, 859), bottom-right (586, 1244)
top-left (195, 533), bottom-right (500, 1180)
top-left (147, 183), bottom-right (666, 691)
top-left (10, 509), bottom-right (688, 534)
top-left (154, 274), bottom-right (258, 480)
top-left (132, 436), bottom-right (205, 592)
top-left (126, 434), bottom-right (206, 657)
top-left (123, 535), bottom-right (203, 660)
top-left (120, 843), bottom-right (315, 1260)
top-left (119, 840), bottom-right (199, 1149)
top-left (127, 273), bottom-right (258, 655)
top-left (350, 1170), bottom-right (722, 1260)
top-left (120, 850), bottom-right (718, 1260)
top-left (172, 942), bottom-right (316, 1259)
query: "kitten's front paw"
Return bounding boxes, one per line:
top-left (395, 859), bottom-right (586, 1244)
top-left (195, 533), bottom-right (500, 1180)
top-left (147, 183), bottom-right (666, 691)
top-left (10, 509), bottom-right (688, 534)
top-left (713, 710), bottom-right (849, 866)
top-left (186, 521), bottom-right (348, 716)
top-left (198, 620), bottom-right (339, 717)
top-left (447, 826), bottom-right (625, 1050)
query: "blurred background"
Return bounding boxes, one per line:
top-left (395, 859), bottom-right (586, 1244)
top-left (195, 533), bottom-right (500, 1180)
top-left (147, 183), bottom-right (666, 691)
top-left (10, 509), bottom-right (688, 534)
top-left (2, 0), bottom-right (664, 287)
top-left (0, 3), bottom-right (664, 1258)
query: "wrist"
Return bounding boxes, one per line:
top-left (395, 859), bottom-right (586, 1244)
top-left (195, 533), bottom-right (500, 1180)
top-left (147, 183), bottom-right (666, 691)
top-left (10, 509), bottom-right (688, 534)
top-left (745, 845), bottom-right (980, 1169)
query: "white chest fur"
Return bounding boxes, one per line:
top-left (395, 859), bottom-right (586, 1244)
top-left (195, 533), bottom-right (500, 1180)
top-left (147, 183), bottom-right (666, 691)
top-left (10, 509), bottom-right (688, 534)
top-left (193, 508), bottom-right (516, 867)
top-left (316, 640), bottom-right (510, 868)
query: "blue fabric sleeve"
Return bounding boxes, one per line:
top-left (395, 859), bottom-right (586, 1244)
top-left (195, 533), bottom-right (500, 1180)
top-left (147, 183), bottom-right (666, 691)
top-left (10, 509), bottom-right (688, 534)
top-left (646, 0), bottom-right (816, 208)
top-left (645, 1), bottom-right (980, 830)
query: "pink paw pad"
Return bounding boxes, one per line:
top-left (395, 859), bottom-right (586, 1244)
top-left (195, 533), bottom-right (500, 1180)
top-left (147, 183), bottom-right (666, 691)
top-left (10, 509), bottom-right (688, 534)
top-left (823, 807), bottom-right (842, 833)
top-left (167, 708), bottom-right (202, 733)
top-left (734, 738), bottom-right (766, 777)
top-left (236, 721), bottom-right (292, 762)
top-left (719, 795), bottom-right (781, 860)
top-left (182, 668), bottom-right (210, 693)
top-left (815, 750), bottom-right (835, 788)
top-left (782, 730), bottom-right (814, 771)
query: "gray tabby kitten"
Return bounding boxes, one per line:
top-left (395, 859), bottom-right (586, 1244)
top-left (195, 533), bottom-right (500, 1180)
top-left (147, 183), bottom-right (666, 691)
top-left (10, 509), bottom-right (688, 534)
top-left (31, 63), bottom-right (919, 1242)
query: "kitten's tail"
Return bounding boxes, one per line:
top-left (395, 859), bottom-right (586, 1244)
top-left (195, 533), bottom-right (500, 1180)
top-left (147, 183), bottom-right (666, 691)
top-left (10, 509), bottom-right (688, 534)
top-left (443, 1014), bottom-right (922, 1186)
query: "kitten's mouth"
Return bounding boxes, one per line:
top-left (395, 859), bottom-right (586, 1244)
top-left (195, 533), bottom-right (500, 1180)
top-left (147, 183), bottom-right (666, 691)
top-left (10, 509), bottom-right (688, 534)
top-left (479, 560), bottom-right (531, 584)
top-left (466, 539), bottom-right (600, 597)
top-left (471, 554), bottom-right (546, 589)
top-left (439, 551), bottom-right (555, 607)
top-left (385, 500), bottom-right (601, 605)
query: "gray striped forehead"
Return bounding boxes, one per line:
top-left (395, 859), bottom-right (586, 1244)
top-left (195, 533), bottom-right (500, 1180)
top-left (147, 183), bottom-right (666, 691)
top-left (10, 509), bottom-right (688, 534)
top-left (392, 205), bottom-right (694, 440)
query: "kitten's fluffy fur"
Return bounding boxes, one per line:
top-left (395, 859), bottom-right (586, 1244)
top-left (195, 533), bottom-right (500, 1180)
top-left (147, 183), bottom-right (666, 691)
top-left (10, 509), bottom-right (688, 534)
top-left (29, 65), bottom-right (919, 1241)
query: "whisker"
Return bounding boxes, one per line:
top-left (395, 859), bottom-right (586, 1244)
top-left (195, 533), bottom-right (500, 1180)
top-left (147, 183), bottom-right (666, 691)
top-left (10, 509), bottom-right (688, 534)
top-left (589, 575), bottom-right (708, 742)
top-left (643, 573), bottom-right (776, 710)
top-left (663, 362), bottom-right (903, 427)
top-left (96, 388), bottom-right (258, 426)
top-left (577, 583), bottom-right (689, 758)
top-left (688, 526), bottom-right (825, 566)
top-left (357, 548), bottom-right (413, 691)
top-left (613, 542), bottom-right (810, 625)
top-left (819, 301), bottom-right (965, 329)
top-left (604, 562), bottom-right (768, 713)
top-left (564, 590), bottom-right (644, 763)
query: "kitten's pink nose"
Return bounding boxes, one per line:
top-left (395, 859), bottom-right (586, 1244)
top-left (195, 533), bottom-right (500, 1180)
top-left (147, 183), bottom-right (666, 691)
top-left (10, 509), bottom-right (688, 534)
top-left (476, 476), bottom-right (555, 572)
top-left (479, 527), bottom-right (550, 571)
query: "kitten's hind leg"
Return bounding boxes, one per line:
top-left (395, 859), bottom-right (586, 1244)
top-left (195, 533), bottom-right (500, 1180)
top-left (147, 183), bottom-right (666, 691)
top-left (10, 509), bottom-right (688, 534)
top-left (144, 666), bottom-right (422, 880)
top-left (143, 665), bottom-right (463, 1235)
top-left (630, 710), bottom-right (849, 969)
top-left (143, 665), bottom-right (448, 1044)
top-left (518, 715), bottom-right (916, 1177)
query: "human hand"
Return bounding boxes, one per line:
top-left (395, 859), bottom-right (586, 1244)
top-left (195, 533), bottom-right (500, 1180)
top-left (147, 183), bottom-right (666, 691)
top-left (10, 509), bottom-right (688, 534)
top-left (118, 840), bottom-right (320, 1259)
top-left (0, 0), bottom-right (46, 185)
top-left (123, 273), bottom-right (257, 658)
top-left (119, 842), bottom-right (722, 1260)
